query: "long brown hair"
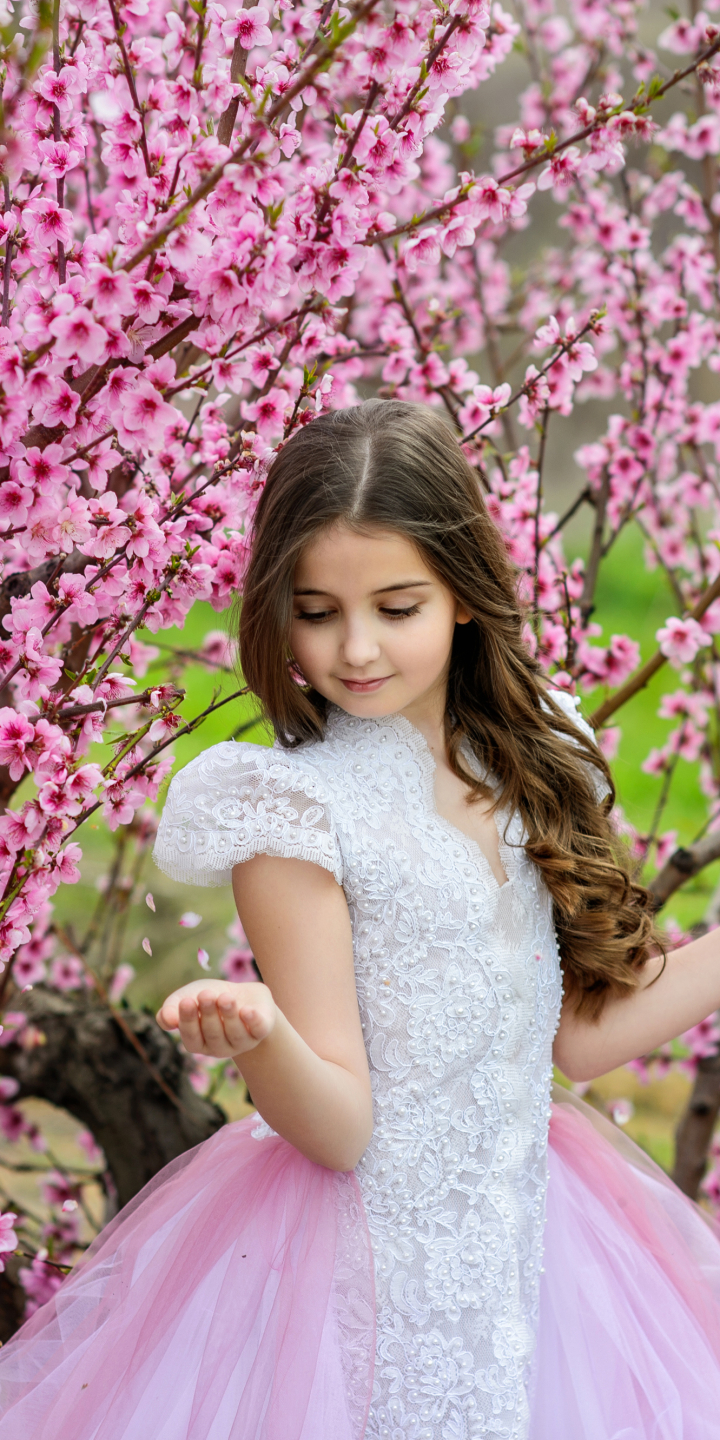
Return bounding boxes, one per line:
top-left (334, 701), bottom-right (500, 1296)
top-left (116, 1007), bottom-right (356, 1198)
top-left (239, 399), bottom-right (659, 1018)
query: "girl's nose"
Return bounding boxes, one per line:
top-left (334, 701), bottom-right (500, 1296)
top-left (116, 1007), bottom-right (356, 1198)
top-left (340, 618), bottom-right (382, 669)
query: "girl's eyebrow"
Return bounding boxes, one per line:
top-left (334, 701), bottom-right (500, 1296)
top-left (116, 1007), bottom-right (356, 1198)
top-left (293, 580), bottom-right (432, 597)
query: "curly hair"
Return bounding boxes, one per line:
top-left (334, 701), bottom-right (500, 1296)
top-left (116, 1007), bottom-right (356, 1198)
top-left (239, 399), bottom-right (660, 1018)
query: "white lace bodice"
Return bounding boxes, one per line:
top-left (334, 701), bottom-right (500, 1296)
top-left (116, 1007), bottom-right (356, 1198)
top-left (154, 696), bottom-right (598, 1440)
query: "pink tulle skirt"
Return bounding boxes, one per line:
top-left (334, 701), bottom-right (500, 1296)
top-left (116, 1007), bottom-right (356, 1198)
top-left (531, 1088), bottom-right (720, 1438)
top-left (2, 1091), bottom-right (720, 1438)
top-left (0, 1118), bottom-right (376, 1439)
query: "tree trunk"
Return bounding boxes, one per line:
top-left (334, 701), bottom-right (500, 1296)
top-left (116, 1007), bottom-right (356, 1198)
top-left (0, 989), bottom-right (225, 1209)
top-left (672, 1050), bottom-right (720, 1199)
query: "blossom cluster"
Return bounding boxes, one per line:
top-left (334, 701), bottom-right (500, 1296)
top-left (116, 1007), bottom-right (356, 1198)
top-left (0, 0), bottom-right (718, 1233)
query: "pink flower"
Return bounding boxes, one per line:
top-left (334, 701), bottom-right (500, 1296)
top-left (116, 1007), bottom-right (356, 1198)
top-left (0, 1211), bottom-right (18, 1270)
top-left (18, 1255), bottom-right (63, 1316)
top-left (0, 710), bottom-right (36, 781)
top-left (37, 139), bottom-right (81, 179)
top-left (17, 629), bottom-right (63, 702)
top-left (220, 946), bottom-right (256, 983)
top-left (54, 844), bottom-right (82, 884)
top-left (656, 616), bottom-right (705, 666)
top-left (103, 782), bottom-right (143, 831)
top-left (85, 265), bottom-right (135, 319)
top-left (49, 954), bottom-right (86, 991)
top-left (222, 5), bottom-right (272, 48)
top-left (402, 227), bottom-right (441, 271)
top-left (13, 950), bottom-right (47, 987)
top-left (115, 382), bottom-right (178, 450)
top-left (39, 381), bottom-right (81, 430)
top-left (49, 307), bottom-right (107, 366)
top-left (26, 198), bottom-right (74, 251)
top-left (0, 480), bottom-right (33, 527)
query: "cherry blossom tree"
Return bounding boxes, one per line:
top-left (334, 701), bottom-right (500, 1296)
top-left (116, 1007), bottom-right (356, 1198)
top-left (0, 0), bottom-right (719, 1328)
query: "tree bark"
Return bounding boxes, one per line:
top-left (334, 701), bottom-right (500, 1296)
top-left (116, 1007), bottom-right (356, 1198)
top-left (0, 989), bottom-right (225, 1210)
top-left (672, 1050), bottom-right (720, 1199)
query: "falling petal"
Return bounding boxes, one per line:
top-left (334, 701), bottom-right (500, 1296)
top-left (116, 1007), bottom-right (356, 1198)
top-left (608, 1098), bottom-right (634, 1126)
top-left (145, 893), bottom-right (156, 912)
top-left (142, 937), bottom-right (152, 956)
top-left (61, 1199), bottom-right (78, 1213)
top-left (180, 911), bottom-right (202, 929)
top-left (197, 948), bottom-right (210, 970)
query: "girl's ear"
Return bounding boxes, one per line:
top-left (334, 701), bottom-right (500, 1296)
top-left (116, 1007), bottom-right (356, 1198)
top-left (456, 604), bottom-right (473, 625)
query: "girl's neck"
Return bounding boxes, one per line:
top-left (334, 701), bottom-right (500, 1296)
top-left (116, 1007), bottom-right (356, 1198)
top-left (397, 685), bottom-right (448, 763)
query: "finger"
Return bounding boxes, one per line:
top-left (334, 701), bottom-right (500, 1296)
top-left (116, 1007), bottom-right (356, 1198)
top-left (196, 990), bottom-right (232, 1051)
top-left (157, 999), bottom-right (180, 1030)
top-left (237, 1004), bottom-right (273, 1044)
top-left (216, 993), bottom-right (253, 1051)
top-left (177, 994), bottom-right (206, 1053)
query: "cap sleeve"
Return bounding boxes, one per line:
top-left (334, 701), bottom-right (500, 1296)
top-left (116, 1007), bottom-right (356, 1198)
top-left (546, 688), bottom-right (612, 803)
top-left (153, 741), bottom-right (343, 888)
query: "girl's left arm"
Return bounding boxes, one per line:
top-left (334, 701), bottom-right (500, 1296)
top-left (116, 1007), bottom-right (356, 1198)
top-left (553, 929), bottom-right (720, 1082)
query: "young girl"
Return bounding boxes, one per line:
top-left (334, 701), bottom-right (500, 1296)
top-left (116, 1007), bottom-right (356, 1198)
top-left (3, 399), bottom-right (720, 1440)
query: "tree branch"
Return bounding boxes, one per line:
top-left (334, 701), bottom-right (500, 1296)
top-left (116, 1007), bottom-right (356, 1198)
top-left (589, 570), bottom-right (720, 729)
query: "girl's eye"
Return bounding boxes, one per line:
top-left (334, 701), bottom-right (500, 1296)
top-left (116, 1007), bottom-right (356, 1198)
top-left (380, 605), bottom-right (421, 621)
top-left (295, 609), bottom-right (334, 623)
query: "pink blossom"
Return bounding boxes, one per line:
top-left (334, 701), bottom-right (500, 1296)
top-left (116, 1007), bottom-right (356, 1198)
top-left (221, 5), bottom-right (272, 49)
top-left (13, 950), bottom-right (47, 987)
top-left (0, 480), bottom-right (33, 527)
top-left (17, 629), bottom-right (63, 702)
top-left (39, 381), bottom-right (81, 430)
top-left (49, 955), bottom-right (86, 991)
top-left (26, 198), bottom-right (74, 251)
top-left (402, 228), bottom-right (442, 272)
top-left (18, 1255), bottom-right (63, 1316)
top-left (37, 140), bottom-right (81, 179)
top-left (656, 616), bottom-right (705, 666)
top-left (85, 265), bottom-right (135, 319)
top-left (54, 844), bottom-right (82, 884)
top-left (49, 307), bottom-right (107, 366)
top-left (115, 382), bottom-right (178, 450)
top-left (220, 946), bottom-right (256, 983)
top-left (0, 710), bottom-right (36, 781)
top-left (0, 1211), bottom-right (18, 1270)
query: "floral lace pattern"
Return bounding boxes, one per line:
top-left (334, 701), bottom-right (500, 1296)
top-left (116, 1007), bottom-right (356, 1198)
top-left (154, 705), bottom-right (571, 1440)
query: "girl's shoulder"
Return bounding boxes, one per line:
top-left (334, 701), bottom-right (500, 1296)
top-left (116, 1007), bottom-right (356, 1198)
top-left (152, 736), bottom-right (344, 890)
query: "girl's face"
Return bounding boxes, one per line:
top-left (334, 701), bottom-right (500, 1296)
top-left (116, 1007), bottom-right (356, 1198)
top-left (291, 523), bottom-right (471, 723)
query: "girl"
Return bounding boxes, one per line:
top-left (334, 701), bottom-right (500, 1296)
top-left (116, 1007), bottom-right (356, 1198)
top-left (3, 399), bottom-right (720, 1440)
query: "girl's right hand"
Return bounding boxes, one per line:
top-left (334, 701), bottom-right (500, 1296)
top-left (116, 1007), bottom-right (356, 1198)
top-left (156, 979), bottom-right (277, 1058)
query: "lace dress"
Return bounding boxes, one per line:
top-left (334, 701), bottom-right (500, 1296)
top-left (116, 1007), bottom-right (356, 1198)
top-left (153, 702), bottom-right (569, 1440)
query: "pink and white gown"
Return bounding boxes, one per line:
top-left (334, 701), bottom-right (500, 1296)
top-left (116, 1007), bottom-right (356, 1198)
top-left (1, 695), bottom-right (720, 1440)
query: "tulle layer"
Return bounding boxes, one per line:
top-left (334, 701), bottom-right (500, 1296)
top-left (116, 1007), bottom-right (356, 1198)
top-left (530, 1089), bottom-right (720, 1439)
top-left (0, 1116), bottom-right (375, 1440)
top-left (3, 1090), bottom-right (720, 1440)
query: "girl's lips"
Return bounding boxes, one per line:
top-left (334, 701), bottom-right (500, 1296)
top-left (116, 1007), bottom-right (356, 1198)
top-left (339, 676), bottom-right (392, 693)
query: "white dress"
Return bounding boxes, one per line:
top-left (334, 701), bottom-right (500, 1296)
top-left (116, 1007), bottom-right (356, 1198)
top-left (153, 702), bottom-right (570, 1440)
